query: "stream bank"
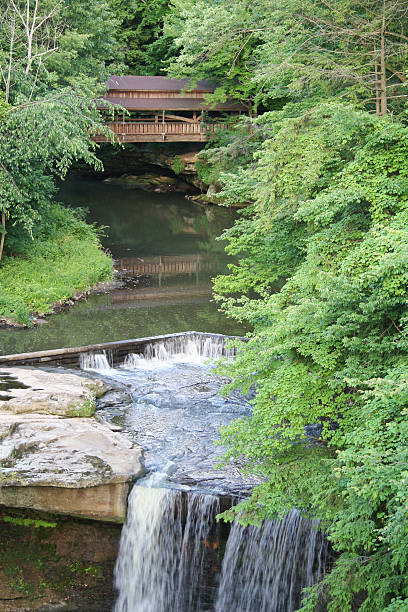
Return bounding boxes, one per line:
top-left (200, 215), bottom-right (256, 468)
top-left (0, 179), bottom-right (246, 356)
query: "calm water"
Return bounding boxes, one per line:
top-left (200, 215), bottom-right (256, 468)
top-left (0, 177), bottom-right (245, 355)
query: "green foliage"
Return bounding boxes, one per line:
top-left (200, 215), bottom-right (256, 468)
top-left (165, 0), bottom-right (408, 116)
top-left (1, 515), bottom-right (57, 529)
top-left (212, 104), bottom-right (408, 610)
top-left (165, 0), bottom-right (261, 106)
top-left (0, 0), bottom-right (125, 96)
top-left (0, 203), bottom-right (112, 324)
top-left (111, 0), bottom-right (174, 74)
top-left (0, 0), bottom-right (118, 266)
top-left (171, 154), bottom-right (185, 175)
top-left (195, 160), bottom-right (218, 186)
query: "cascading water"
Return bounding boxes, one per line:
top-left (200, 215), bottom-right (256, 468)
top-left (114, 475), bottom-right (221, 612)
top-left (124, 333), bottom-right (236, 368)
top-left (215, 510), bottom-right (328, 612)
top-left (82, 333), bottom-right (328, 611)
top-left (80, 350), bottom-right (112, 371)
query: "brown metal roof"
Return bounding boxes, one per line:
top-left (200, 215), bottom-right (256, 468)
top-left (98, 96), bottom-right (245, 112)
top-left (107, 76), bottom-right (217, 92)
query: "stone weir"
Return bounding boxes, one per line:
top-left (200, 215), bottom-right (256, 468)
top-left (0, 331), bottom-right (241, 368)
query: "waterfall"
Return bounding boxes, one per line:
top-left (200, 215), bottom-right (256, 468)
top-left (123, 334), bottom-right (235, 368)
top-left (114, 481), bottom-right (220, 612)
top-left (80, 350), bottom-right (112, 371)
top-left (215, 510), bottom-right (328, 612)
top-left (114, 487), bottom-right (327, 612)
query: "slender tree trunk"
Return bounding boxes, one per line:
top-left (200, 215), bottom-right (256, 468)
top-left (380, 1), bottom-right (387, 116)
top-left (374, 50), bottom-right (381, 116)
top-left (0, 212), bottom-right (6, 265)
top-left (5, 15), bottom-right (16, 103)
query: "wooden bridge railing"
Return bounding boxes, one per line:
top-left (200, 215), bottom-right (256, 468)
top-left (92, 121), bottom-right (226, 142)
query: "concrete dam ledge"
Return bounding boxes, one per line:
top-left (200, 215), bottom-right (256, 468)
top-left (0, 330), bottom-right (243, 368)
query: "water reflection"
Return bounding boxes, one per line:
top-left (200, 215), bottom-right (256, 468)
top-left (59, 176), bottom-right (231, 259)
top-left (0, 177), bottom-right (245, 355)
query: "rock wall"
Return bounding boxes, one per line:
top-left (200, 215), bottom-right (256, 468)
top-left (0, 508), bottom-right (121, 611)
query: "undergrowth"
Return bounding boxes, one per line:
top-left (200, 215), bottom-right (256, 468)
top-left (0, 203), bottom-right (113, 325)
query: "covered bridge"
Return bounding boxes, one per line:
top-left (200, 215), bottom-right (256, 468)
top-left (93, 76), bottom-right (245, 143)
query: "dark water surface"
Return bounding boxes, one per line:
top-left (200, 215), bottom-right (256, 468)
top-left (0, 177), bottom-right (245, 355)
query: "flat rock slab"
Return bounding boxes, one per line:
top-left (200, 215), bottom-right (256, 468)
top-left (0, 367), bottom-right (106, 416)
top-left (0, 368), bottom-right (144, 522)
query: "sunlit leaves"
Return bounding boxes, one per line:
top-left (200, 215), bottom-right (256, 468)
top-left (213, 104), bottom-right (408, 610)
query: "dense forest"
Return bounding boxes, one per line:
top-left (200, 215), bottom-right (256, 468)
top-left (1, 1), bottom-right (408, 610)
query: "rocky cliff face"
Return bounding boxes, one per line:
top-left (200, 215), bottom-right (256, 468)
top-left (0, 509), bottom-right (121, 611)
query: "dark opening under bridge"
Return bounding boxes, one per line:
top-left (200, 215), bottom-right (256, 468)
top-left (93, 76), bottom-right (246, 143)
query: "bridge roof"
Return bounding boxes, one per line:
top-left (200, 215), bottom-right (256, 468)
top-left (108, 75), bottom-right (217, 92)
top-left (99, 96), bottom-right (245, 112)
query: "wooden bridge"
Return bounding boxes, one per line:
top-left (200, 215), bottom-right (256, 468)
top-left (92, 120), bottom-right (225, 143)
top-left (94, 76), bottom-right (245, 143)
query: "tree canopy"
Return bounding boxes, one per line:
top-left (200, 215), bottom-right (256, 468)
top-left (165, 0), bottom-right (408, 115)
top-left (0, 0), bottom-right (119, 263)
top-left (111, 0), bottom-right (174, 75)
top-left (163, 1), bottom-right (408, 609)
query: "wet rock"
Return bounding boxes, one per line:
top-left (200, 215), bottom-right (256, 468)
top-left (106, 172), bottom-right (196, 194)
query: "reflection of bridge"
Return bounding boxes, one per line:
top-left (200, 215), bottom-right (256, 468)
top-left (117, 255), bottom-right (214, 277)
top-left (109, 286), bottom-right (211, 304)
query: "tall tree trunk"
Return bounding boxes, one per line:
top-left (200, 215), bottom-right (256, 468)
top-left (0, 212), bottom-right (6, 265)
top-left (375, 55), bottom-right (381, 116)
top-left (380, 1), bottom-right (387, 116)
top-left (5, 15), bottom-right (16, 103)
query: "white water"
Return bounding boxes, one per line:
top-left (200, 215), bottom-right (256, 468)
top-left (215, 510), bottom-right (328, 612)
top-left (123, 334), bottom-right (235, 369)
top-left (85, 333), bottom-right (328, 611)
top-left (80, 350), bottom-right (112, 371)
top-left (114, 489), bottom-right (327, 612)
top-left (114, 477), bottom-right (220, 612)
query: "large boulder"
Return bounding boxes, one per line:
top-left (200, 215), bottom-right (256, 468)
top-left (0, 368), bottom-right (144, 522)
top-left (0, 367), bottom-right (106, 417)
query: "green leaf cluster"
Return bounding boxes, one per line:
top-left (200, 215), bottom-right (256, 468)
top-left (213, 104), bottom-right (408, 610)
top-left (111, 0), bottom-right (174, 75)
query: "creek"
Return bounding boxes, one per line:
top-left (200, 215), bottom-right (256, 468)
top-left (83, 336), bottom-right (328, 612)
top-left (0, 177), bottom-right (244, 355)
top-left (0, 178), bottom-right (328, 611)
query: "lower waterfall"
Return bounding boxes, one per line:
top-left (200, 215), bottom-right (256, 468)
top-left (114, 480), bottom-right (220, 612)
top-left (215, 510), bottom-right (328, 612)
top-left (114, 484), bottom-right (327, 612)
